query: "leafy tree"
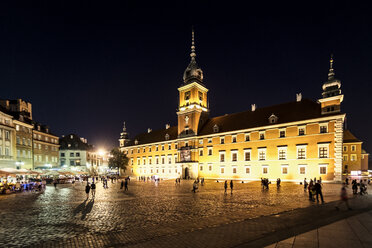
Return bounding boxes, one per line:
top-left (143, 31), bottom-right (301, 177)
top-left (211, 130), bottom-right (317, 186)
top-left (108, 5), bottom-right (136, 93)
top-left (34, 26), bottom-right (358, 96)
top-left (108, 148), bottom-right (129, 175)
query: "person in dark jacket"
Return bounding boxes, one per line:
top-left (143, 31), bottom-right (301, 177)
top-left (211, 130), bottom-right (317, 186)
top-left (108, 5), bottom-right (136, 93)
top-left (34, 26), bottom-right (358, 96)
top-left (315, 180), bottom-right (324, 203)
top-left (85, 183), bottom-right (91, 199)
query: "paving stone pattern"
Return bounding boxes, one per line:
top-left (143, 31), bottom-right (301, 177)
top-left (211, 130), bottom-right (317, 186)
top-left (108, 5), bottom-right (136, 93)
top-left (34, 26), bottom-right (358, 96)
top-left (0, 180), bottom-right (370, 247)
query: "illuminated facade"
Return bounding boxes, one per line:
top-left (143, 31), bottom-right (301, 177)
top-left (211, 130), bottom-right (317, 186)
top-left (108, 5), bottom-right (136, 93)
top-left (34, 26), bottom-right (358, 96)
top-left (33, 124), bottom-right (59, 169)
top-left (119, 33), bottom-right (367, 182)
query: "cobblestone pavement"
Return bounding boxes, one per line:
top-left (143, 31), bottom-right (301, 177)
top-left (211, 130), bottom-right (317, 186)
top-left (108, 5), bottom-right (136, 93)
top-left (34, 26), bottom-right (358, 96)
top-left (0, 179), bottom-right (370, 247)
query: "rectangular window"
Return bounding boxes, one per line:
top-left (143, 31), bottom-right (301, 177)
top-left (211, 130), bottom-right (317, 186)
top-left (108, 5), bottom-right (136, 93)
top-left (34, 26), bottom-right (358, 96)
top-left (343, 155), bottom-right (348, 161)
top-left (137, 158), bottom-right (140, 165)
top-left (143, 158), bottom-right (147, 165)
top-left (351, 145), bottom-right (356, 152)
top-left (319, 146), bottom-right (328, 158)
top-left (156, 146), bottom-right (159, 151)
top-left (220, 137), bottom-right (225, 144)
top-left (199, 139), bottom-right (203, 145)
top-left (320, 124), bottom-right (328, 133)
top-left (244, 150), bottom-right (251, 161)
top-left (351, 154), bottom-right (357, 161)
top-left (231, 151), bottom-right (238, 162)
top-left (232, 135), bottom-right (237, 143)
top-left (281, 166), bottom-right (288, 174)
top-left (279, 130), bottom-right (286, 138)
top-left (232, 167), bottom-right (237, 174)
top-left (143, 148), bottom-right (146, 153)
top-left (262, 166), bottom-right (268, 174)
top-left (220, 167), bottom-right (225, 174)
top-left (156, 157), bottom-right (159, 164)
top-left (220, 152), bottom-right (225, 162)
top-left (131, 159), bottom-right (134, 165)
top-left (174, 155), bottom-right (177, 163)
top-left (258, 148), bottom-right (266, 161)
top-left (76, 152), bottom-right (80, 157)
top-left (199, 149), bottom-right (203, 156)
top-left (297, 146), bottom-right (306, 159)
top-left (259, 132), bottom-right (265, 140)
top-left (161, 156), bottom-right (165, 164)
top-left (168, 156), bottom-right (172, 164)
top-left (5, 131), bottom-right (10, 140)
top-left (168, 144), bottom-right (171, 150)
top-left (208, 138), bottom-right (212, 143)
top-left (245, 166), bottom-right (250, 174)
top-left (299, 165), bottom-right (306, 174)
top-left (162, 145), bottom-right (164, 151)
top-left (175, 144), bottom-right (178, 149)
top-left (245, 134), bottom-right (250, 141)
top-left (5, 147), bottom-right (10, 156)
top-left (208, 147), bottom-right (213, 156)
top-left (149, 147), bottom-right (152, 152)
top-left (149, 158), bottom-right (152, 165)
top-left (61, 153), bottom-right (65, 157)
top-left (298, 127), bottom-right (305, 136)
top-left (320, 165), bottom-right (327, 175)
top-left (343, 146), bottom-right (347, 152)
top-left (200, 165), bottom-right (203, 171)
top-left (70, 152), bottom-right (74, 157)
top-left (278, 148), bottom-right (287, 160)
top-left (208, 164), bottom-right (212, 171)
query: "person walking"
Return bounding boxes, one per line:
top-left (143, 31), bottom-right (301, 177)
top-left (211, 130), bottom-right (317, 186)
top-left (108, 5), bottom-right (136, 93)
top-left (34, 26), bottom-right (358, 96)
top-left (224, 180), bottom-right (228, 194)
top-left (315, 180), bottom-right (324, 203)
top-left (308, 179), bottom-right (314, 201)
top-left (85, 183), bottom-right (91, 199)
top-left (304, 178), bottom-right (308, 192)
top-left (91, 181), bottom-right (96, 197)
top-left (53, 179), bottom-right (57, 189)
top-left (230, 180), bottom-right (234, 194)
top-left (124, 179), bottom-right (128, 191)
top-left (120, 180), bottom-right (124, 189)
top-left (336, 183), bottom-right (351, 210)
top-left (192, 181), bottom-right (197, 193)
top-left (276, 178), bottom-right (281, 189)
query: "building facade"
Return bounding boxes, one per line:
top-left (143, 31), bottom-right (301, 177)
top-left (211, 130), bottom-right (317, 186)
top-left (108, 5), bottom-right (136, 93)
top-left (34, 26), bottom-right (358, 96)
top-left (342, 130), bottom-right (369, 177)
top-left (119, 33), bottom-right (367, 182)
top-left (33, 124), bottom-right (59, 169)
top-left (14, 117), bottom-right (33, 169)
top-left (0, 109), bottom-right (16, 168)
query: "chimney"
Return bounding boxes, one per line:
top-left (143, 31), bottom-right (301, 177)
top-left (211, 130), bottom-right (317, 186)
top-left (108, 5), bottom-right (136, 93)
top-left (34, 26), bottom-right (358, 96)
top-left (165, 124), bottom-right (170, 129)
top-left (251, 104), bottom-right (256, 111)
top-left (296, 93), bottom-right (302, 102)
top-left (148, 128), bottom-right (152, 133)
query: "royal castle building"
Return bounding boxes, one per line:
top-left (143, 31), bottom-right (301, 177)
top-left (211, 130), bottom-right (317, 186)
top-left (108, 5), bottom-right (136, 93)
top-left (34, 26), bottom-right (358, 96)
top-left (119, 32), bottom-right (367, 182)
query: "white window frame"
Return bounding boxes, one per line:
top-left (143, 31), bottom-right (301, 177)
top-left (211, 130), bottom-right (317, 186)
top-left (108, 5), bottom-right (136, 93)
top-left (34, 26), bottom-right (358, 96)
top-left (219, 151), bottom-right (226, 162)
top-left (231, 135), bottom-right (237, 143)
top-left (298, 126), bottom-right (306, 136)
top-left (220, 136), bottom-right (225, 144)
top-left (231, 150), bottom-right (238, 162)
top-left (244, 149), bottom-right (251, 161)
top-left (137, 158), bottom-right (140, 165)
top-left (278, 147), bottom-right (287, 160)
top-left (168, 155), bottom-right (172, 164)
top-left (232, 166), bottom-right (237, 174)
top-left (199, 148), bottom-right (203, 156)
top-left (351, 145), bottom-right (356, 152)
top-left (208, 147), bottom-right (213, 156)
top-left (319, 123), bottom-right (328, 133)
top-left (281, 165), bottom-right (289, 174)
top-left (350, 154), bottom-right (357, 161)
top-left (297, 145), bottom-right (307, 159)
top-left (220, 166), bottom-right (225, 174)
top-left (245, 133), bottom-right (250, 141)
top-left (279, 128), bottom-right (286, 138)
top-left (318, 144), bottom-right (329, 158)
top-left (262, 165), bottom-right (269, 174)
top-left (208, 164), bottom-right (212, 171)
top-left (319, 164), bottom-right (327, 175)
top-left (161, 155), bottom-right (165, 164)
top-left (299, 165), bottom-right (306, 175)
top-left (245, 166), bottom-right (251, 174)
top-left (258, 148), bottom-right (266, 161)
top-left (259, 131), bottom-right (265, 140)
top-left (208, 138), bottom-right (212, 143)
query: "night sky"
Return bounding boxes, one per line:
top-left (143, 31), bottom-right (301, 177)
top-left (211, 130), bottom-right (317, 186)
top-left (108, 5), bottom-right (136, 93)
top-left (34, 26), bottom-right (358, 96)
top-left (1, 1), bottom-right (371, 153)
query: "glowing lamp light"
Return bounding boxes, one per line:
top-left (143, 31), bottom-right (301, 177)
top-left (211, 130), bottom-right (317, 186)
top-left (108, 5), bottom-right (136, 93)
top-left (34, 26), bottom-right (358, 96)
top-left (98, 149), bottom-right (105, 156)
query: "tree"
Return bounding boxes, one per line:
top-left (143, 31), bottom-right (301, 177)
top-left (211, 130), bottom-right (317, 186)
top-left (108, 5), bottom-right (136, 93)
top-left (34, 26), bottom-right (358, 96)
top-left (108, 148), bottom-right (129, 175)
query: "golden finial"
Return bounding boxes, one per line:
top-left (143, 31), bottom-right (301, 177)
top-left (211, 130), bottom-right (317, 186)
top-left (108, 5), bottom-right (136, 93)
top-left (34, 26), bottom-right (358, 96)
top-left (190, 27), bottom-right (196, 59)
top-left (328, 54), bottom-right (335, 80)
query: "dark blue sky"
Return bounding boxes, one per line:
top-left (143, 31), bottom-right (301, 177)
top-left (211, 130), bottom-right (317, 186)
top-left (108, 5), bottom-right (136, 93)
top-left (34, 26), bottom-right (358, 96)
top-left (1, 1), bottom-right (371, 152)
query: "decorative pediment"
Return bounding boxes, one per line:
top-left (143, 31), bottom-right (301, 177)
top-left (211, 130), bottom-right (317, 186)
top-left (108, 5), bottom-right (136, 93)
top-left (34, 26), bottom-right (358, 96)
top-left (268, 114), bottom-right (278, 124)
top-left (165, 134), bottom-right (170, 140)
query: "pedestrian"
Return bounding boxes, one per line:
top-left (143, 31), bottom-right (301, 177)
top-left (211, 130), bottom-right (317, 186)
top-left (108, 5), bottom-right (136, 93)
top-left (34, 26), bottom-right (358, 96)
top-left (336, 183), bottom-right (351, 210)
top-left (352, 180), bottom-right (358, 194)
top-left (201, 178), bottom-right (204, 186)
top-left (304, 178), bottom-right (308, 191)
top-left (224, 180), bottom-right (228, 194)
top-left (230, 180), bottom-right (233, 194)
top-left (308, 179), bottom-right (314, 201)
top-left (315, 180), bottom-right (324, 203)
top-left (91, 181), bottom-right (96, 197)
top-left (192, 180), bottom-right (197, 193)
top-left (345, 177), bottom-right (349, 185)
top-left (121, 180), bottom-right (124, 189)
top-left (85, 183), bottom-right (91, 199)
top-left (276, 178), bottom-right (281, 189)
top-left (124, 179), bottom-right (128, 191)
top-left (53, 179), bottom-right (57, 189)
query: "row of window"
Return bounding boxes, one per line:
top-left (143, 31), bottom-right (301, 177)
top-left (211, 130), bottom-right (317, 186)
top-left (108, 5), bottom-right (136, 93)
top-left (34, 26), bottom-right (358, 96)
top-left (61, 152), bottom-right (80, 157)
top-left (132, 144), bottom-right (178, 154)
top-left (133, 154), bottom-right (178, 165)
top-left (199, 144), bottom-right (330, 161)
top-left (33, 143), bottom-right (58, 151)
top-left (16, 136), bottom-right (32, 146)
top-left (138, 167), bottom-right (180, 175)
top-left (15, 125), bottom-right (32, 133)
top-left (343, 145), bottom-right (357, 152)
top-left (33, 133), bottom-right (58, 144)
top-left (17, 149), bottom-right (32, 158)
top-left (200, 164), bottom-right (328, 175)
top-left (34, 155), bottom-right (58, 163)
top-left (343, 154), bottom-right (357, 162)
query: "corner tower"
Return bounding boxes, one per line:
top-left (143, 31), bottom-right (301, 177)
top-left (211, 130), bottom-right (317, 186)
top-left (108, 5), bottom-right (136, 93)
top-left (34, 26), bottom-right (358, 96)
top-left (318, 55), bottom-right (344, 114)
top-left (119, 122), bottom-right (130, 148)
top-left (177, 29), bottom-right (209, 137)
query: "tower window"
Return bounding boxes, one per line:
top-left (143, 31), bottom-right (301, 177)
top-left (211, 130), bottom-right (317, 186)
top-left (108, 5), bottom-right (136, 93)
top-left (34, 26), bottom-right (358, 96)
top-left (198, 91), bottom-right (203, 101)
top-left (184, 91), bottom-right (191, 101)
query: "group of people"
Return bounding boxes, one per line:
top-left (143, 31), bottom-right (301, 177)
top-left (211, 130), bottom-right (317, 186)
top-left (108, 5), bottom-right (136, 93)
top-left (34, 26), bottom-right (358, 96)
top-left (261, 178), bottom-right (270, 189)
top-left (224, 180), bottom-right (234, 194)
top-left (304, 178), bottom-right (324, 203)
top-left (120, 178), bottom-right (129, 191)
top-left (350, 179), bottom-right (368, 195)
top-left (85, 181), bottom-right (96, 199)
top-left (0, 179), bottom-right (47, 194)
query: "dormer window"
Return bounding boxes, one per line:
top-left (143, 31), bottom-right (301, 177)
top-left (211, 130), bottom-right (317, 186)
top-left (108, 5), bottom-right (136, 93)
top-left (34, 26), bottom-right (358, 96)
top-left (213, 124), bottom-right (219, 133)
top-left (268, 114), bottom-right (278, 124)
top-left (165, 134), bottom-right (170, 140)
top-left (134, 139), bottom-right (138, 145)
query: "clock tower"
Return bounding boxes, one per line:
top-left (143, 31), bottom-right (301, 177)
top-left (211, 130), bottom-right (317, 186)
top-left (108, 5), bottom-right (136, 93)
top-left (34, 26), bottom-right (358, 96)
top-left (177, 30), bottom-right (209, 138)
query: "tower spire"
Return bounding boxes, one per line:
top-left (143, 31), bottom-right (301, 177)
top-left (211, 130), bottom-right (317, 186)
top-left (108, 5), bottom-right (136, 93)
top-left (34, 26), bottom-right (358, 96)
top-left (190, 27), bottom-right (196, 59)
top-left (328, 54), bottom-right (335, 81)
top-left (123, 121), bottom-right (126, 132)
